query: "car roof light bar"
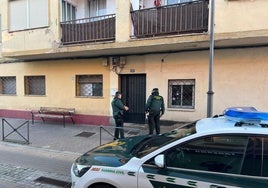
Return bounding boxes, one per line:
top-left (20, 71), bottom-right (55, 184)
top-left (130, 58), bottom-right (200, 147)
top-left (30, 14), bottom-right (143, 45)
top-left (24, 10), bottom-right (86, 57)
top-left (224, 107), bottom-right (268, 126)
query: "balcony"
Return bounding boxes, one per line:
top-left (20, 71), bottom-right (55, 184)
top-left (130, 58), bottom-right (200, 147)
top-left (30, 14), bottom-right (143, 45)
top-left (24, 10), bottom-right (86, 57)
top-left (60, 1), bottom-right (208, 45)
top-left (131, 0), bottom-right (209, 38)
top-left (60, 14), bottom-right (115, 45)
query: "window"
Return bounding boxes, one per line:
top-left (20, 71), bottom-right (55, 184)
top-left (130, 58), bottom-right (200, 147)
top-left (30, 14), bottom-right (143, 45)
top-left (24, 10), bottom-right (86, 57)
top-left (0, 76), bottom-right (16, 95)
top-left (24, 76), bottom-right (46, 95)
top-left (241, 137), bottom-right (268, 177)
top-left (168, 79), bottom-right (195, 109)
top-left (166, 135), bottom-right (248, 174)
top-left (167, 0), bottom-right (196, 5)
top-left (167, 0), bottom-right (178, 5)
top-left (76, 75), bottom-right (103, 97)
top-left (61, 0), bottom-right (76, 22)
top-left (9, 0), bottom-right (48, 31)
top-left (89, 0), bottom-right (106, 17)
top-left (263, 137), bottom-right (268, 176)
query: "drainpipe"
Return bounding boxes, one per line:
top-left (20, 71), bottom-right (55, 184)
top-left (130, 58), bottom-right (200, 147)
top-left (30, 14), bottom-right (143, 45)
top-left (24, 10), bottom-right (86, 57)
top-left (207, 0), bottom-right (215, 117)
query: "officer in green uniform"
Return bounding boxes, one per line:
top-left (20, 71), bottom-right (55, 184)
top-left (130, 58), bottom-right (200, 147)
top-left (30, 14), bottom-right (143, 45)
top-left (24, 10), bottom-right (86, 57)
top-left (111, 91), bottom-right (129, 140)
top-left (145, 88), bottom-right (165, 135)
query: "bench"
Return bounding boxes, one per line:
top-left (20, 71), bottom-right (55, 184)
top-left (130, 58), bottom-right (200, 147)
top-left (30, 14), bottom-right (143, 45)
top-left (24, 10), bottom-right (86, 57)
top-left (31, 107), bottom-right (75, 127)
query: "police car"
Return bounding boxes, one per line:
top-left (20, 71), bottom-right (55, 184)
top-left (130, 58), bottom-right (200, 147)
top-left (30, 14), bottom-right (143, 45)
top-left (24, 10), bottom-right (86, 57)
top-left (71, 107), bottom-right (268, 188)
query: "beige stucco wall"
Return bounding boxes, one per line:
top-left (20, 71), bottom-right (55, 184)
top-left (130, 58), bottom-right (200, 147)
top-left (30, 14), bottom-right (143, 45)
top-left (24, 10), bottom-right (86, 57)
top-left (2, 0), bottom-right (268, 58)
top-left (119, 47), bottom-right (268, 121)
top-left (1, 47), bottom-right (268, 121)
top-left (120, 51), bottom-right (209, 121)
top-left (0, 58), bottom-right (112, 116)
top-left (1, 0), bottom-right (60, 55)
top-left (1, 0), bottom-right (268, 122)
top-left (116, 0), bottom-right (131, 42)
top-left (215, 0), bottom-right (268, 33)
top-left (213, 47), bottom-right (268, 112)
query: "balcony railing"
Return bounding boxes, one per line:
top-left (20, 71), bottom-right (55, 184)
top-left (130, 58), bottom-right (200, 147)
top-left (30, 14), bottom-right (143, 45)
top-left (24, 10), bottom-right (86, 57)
top-left (131, 0), bottom-right (209, 38)
top-left (61, 14), bottom-right (115, 45)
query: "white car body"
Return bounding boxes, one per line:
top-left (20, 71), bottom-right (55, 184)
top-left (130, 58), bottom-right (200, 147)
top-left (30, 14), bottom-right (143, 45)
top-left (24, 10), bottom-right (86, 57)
top-left (71, 107), bottom-right (268, 188)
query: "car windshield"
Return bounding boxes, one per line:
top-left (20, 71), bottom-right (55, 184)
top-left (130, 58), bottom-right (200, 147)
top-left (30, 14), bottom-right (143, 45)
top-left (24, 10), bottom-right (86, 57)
top-left (132, 122), bottom-right (197, 158)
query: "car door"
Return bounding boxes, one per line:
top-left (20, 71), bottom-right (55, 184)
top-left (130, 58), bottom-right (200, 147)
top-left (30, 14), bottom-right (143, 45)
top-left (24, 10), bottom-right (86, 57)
top-left (137, 134), bottom-right (268, 188)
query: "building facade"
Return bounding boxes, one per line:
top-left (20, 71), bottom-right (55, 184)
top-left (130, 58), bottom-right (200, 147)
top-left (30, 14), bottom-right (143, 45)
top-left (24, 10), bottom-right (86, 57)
top-left (0, 0), bottom-right (268, 125)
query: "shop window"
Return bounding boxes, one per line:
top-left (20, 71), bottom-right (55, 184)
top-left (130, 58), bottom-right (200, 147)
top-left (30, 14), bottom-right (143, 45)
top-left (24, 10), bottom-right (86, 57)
top-left (0, 76), bottom-right (16, 95)
top-left (9, 0), bottom-right (48, 31)
top-left (24, 76), bottom-right (46, 95)
top-left (168, 79), bottom-right (195, 109)
top-left (76, 75), bottom-right (103, 97)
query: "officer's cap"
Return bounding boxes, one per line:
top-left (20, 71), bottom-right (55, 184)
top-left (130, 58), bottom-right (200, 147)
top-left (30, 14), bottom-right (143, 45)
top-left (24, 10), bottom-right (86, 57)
top-left (151, 88), bottom-right (159, 93)
top-left (115, 91), bottom-right (121, 96)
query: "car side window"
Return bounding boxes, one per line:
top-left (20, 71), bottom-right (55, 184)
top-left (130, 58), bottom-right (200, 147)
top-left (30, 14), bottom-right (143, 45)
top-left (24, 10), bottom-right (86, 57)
top-left (241, 137), bottom-right (262, 176)
top-left (262, 137), bottom-right (268, 176)
top-left (165, 135), bottom-right (248, 174)
top-left (241, 137), bottom-right (268, 177)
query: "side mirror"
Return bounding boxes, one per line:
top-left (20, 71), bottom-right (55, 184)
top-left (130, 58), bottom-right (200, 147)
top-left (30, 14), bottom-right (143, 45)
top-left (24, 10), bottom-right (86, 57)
top-left (154, 154), bottom-right (164, 168)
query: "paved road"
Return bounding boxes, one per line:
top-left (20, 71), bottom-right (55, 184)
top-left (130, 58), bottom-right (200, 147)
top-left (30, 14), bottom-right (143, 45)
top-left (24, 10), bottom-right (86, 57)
top-left (0, 142), bottom-right (78, 187)
top-left (0, 142), bottom-right (79, 175)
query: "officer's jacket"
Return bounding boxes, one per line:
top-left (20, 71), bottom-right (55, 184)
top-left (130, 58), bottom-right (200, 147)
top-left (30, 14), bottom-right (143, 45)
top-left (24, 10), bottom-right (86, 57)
top-left (145, 94), bottom-right (165, 114)
top-left (111, 98), bottom-right (125, 116)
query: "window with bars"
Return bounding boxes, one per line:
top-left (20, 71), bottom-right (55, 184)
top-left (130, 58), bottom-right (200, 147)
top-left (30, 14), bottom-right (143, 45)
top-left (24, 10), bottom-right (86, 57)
top-left (168, 79), bottom-right (195, 109)
top-left (0, 76), bottom-right (16, 95)
top-left (24, 76), bottom-right (46, 95)
top-left (76, 75), bottom-right (103, 97)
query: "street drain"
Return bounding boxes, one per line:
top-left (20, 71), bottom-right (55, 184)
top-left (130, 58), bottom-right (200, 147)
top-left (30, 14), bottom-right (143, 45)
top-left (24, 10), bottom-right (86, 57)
top-left (34, 176), bottom-right (71, 187)
top-left (75, 131), bottom-right (95, 138)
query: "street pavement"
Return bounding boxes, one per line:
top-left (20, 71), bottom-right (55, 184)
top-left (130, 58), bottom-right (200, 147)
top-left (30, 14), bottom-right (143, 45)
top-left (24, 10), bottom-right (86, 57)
top-left (0, 117), bottom-right (181, 187)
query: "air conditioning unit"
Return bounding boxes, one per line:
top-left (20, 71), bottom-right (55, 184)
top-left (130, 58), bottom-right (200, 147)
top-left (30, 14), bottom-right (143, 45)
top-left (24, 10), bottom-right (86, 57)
top-left (102, 58), bottom-right (108, 66)
top-left (110, 57), bottom-right (120, 66)
top-left (119, 57), bottom-right (126, 68)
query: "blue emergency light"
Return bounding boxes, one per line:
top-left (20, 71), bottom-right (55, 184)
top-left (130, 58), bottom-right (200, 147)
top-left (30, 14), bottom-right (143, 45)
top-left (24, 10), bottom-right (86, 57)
top-left (224, 107), bottom-right (268, 123)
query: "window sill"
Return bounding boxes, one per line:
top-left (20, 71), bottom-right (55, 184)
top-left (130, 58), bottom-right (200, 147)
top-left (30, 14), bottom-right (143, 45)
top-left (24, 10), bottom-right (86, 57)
top-left (24, 95), bottom-right (46, 97)
top-left (0, 94), bottom-right (17, 96)
top-left (76, 96), bottom-right (104, 99)
top-left (167, 108), bottom-right (195, 112)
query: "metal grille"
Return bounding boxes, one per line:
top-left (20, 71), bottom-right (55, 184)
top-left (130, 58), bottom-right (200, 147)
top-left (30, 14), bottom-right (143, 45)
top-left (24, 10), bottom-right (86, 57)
top-left (0, 76), bottom-right (16, 95)
top-left (24, 76), bottom-right (46, 95)
top-left (61, 14), bottom-right (115, 44)
top-left (168, 79), bottom-right (195, 109)
top-left (131, 0), bottom-right (208, 38)
top-left (76, 75), bottom-right (103, 97)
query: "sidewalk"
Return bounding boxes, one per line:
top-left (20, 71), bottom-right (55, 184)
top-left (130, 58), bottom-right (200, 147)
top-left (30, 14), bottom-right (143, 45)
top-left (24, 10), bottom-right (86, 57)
top-left (0, 118), bottom-right (181, 187)
top-left (1, 118), bottom-right (119, 154)
top-left (1, 118), bottom-right (180, 154)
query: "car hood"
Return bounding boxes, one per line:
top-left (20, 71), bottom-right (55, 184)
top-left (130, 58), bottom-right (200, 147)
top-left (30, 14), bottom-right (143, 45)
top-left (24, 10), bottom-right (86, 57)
top-left (75, 135), bottom-right (149, 167)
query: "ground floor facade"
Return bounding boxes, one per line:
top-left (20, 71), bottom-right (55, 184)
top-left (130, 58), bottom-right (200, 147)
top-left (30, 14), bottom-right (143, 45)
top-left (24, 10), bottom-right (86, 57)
top-left (0, 46), bottom-right (267, 125)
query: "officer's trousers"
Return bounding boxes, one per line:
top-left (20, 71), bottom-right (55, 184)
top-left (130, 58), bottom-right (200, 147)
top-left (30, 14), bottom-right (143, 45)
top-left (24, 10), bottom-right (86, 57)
top-left (148, 113), bottom-right (160, 135)
top-left (114, 114), bottom-right (124, 139)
